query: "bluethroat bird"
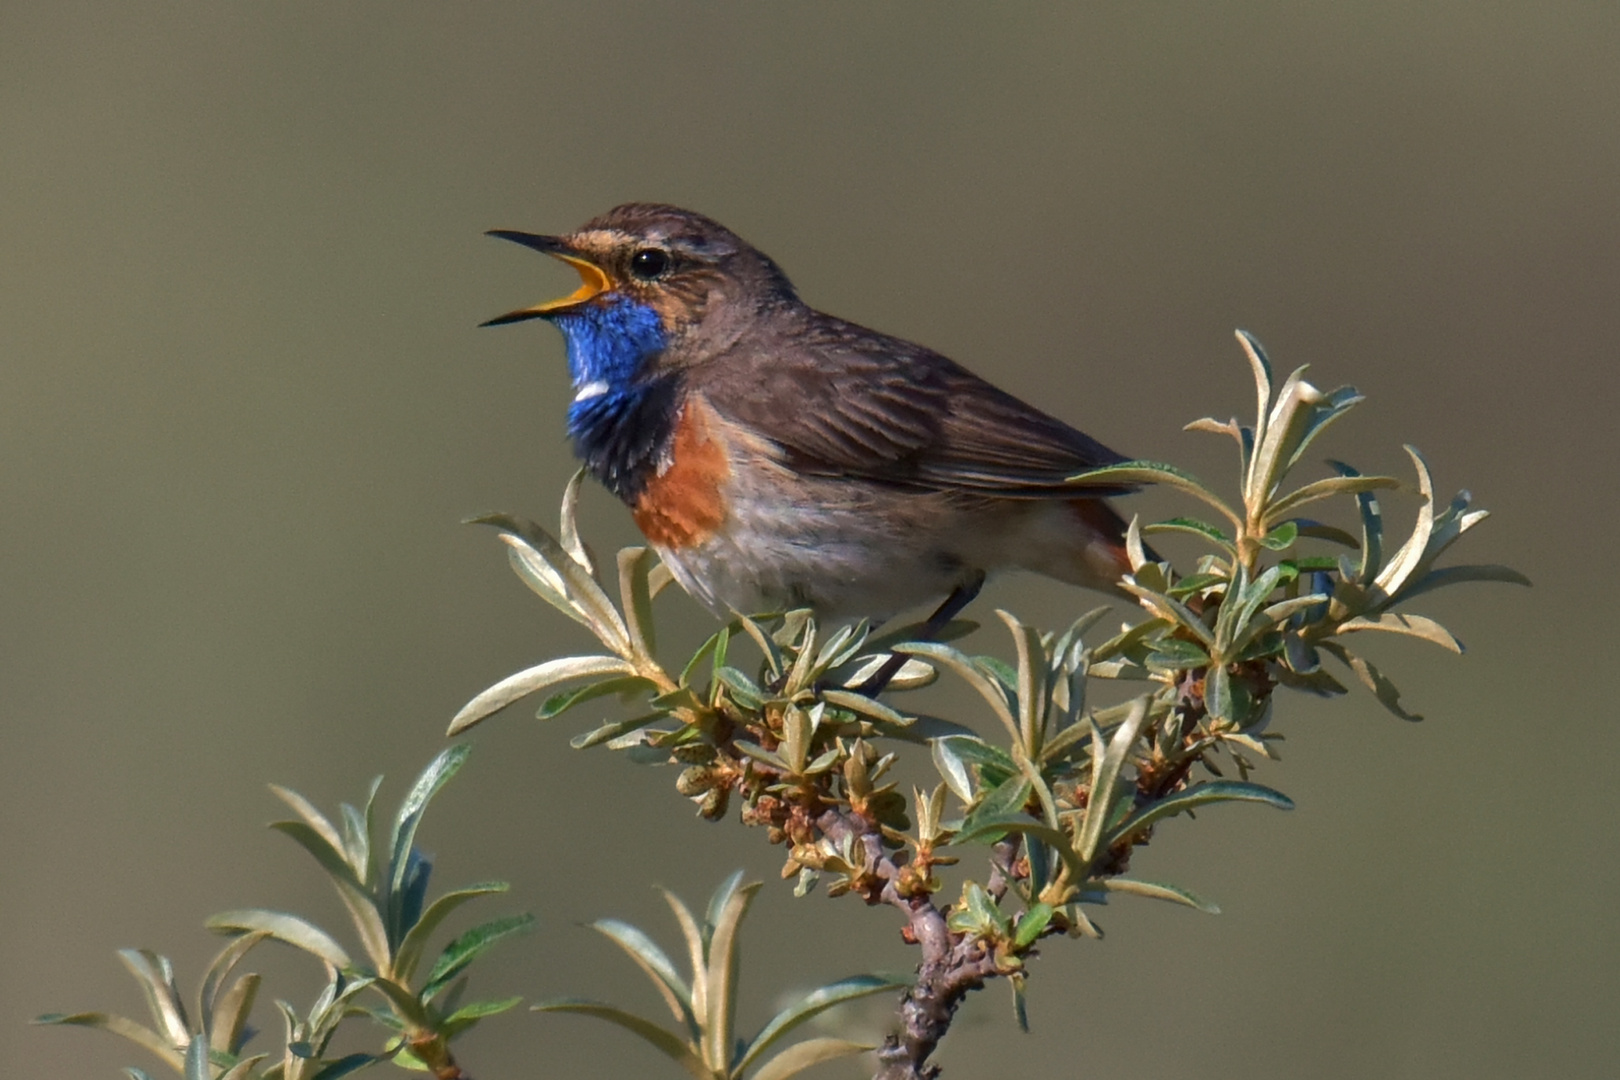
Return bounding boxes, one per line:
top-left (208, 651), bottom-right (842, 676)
top-left (483, 203), bottom-right (1138, 635)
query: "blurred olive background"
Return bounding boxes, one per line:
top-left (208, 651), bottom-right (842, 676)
top-left (4, 3), bottom-right (1616, 1078)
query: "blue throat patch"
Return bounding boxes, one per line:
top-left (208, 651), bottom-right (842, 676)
top-left (549, 296), bottom-right (679, 501)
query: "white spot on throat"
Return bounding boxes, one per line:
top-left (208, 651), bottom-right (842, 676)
top-left (573, 380), bottom-right (610, 403)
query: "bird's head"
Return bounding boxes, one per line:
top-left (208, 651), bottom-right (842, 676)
top-left (483, 204), bottom-right (797, 391)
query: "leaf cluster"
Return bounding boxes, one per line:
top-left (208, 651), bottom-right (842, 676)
top-left (38, 748), bottom-right (527, 1080)
top-left (535, 871), bottom-right (905, 1080)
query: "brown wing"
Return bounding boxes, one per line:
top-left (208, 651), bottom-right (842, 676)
top-left (696, 312), bottom-right (1131, 497)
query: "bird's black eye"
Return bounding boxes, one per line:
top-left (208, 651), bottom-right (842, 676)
top-left (629, 248), bottom-right (670, 280)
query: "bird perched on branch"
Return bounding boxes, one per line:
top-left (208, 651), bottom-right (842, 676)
top-left (483, 203), bottom-right (1138, 631)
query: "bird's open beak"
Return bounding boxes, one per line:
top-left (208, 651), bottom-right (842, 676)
top-left (481, 230), bottom-right (611, 325)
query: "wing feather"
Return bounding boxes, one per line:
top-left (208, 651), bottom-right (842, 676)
top-left (696, 312), bottom-right (1130, 497)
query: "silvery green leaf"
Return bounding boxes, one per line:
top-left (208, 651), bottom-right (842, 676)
top-left (572, 713), bottom-right (667, 750)
top-left (738, 976), bottom-right (904, 1076)
top-left (1338, 612), bottom-right (1464, 653)
top-left (267, 821), bottom-right (390, 973)
top-left (537, 675), bottom-right (657, 721)
top-left (267, 786), bottom-right (346, 870)
top-left (394, 882), bottom-right (510, 986)
top-left (1076, 699), bottom-right (1151, 866)
top-left (997, 610), bottom-right (1048, 756)
top-left (1145, 638), bottom-right (1211, 671)
top-left (714, 666), bottom-right (765, 710)
top-left (421, 914), bottom-right (536, 1003)
top-left (702, 880), bottom-right (762, 1072)
top-left (1235, 329), bottom-right (1274, 453)
top-left (1090, 877), bottom-right (1220, 914)
top-left (1257, 519), bottom-right (1299, 550)
top-left (814, 620), bottom-right (870, 674)
top-left (34, 1012), bottom-right (182, 1071)
top-left (532, 999), bottom-right (706, 1076)
top-left (931, 737), bottom-right (977, 804)
top-left (116, 949), bottom-right (190, 1047)
top-left (1225, 593), bottom-right (1328, 659)
top-left (478, 515), bottom-right (630, 650)
top-left (960, 775), bottom-right (1033, 837)
top-left (1246, 366), bottom-right (1321, 509)
top-left (782, 616), bottom-right (820, 695)
top-left (820, 689), bottom-right (912, 728)
top-left (1073, 461), bottom-right (1241, 528)
top-left (838, 653), bottom-right (937, 690)
top-left (558, 467), bottom-right (595, 576)
top-left (752, 1037), bottom-right (878, 1080)
top-left (441, 996), bottom-right (524, 1038)
top-left (617, 546), bottom-right (660, 663)
top-left (1264, 474), bottom-right (1400, 526)
top-left (1373, 445), bottom-right (1438, 597)
top-left (1013, 902), bottom-right (1056, 949)
top-left (1089, 616), bottom-right (1171, 664)
top-left (448, 655), bottom-right (635, 735)
top-left (1144, 516), bottom-right (1235, 554)
top-left (1107, 780), bottom-right (1293, 848)
top-left (1124, 513), bottom-right (1151, 572)
top-left (206, 911), bottom-right (353, 970)
top-left (895, 641), bottom-right (1018, 742)
top-left (734, 613), bottom-right (785, 679)
top-left (199, 931), bottom-right (269, 1037)
top-left (387, 744), bottom-right (470, 922)
top-left (679, 626), bottom-right (727, 688)
top-left (589, 918), bottom-right (696, 1036)
top-left (1119, 579), bottom-right (1216, 648)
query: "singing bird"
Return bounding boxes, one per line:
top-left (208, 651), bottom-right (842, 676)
top-left (483, 203), bottom-right (1138, 627)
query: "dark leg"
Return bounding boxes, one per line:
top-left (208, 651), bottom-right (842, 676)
top-left (857, 571), bottom-right (986, 697)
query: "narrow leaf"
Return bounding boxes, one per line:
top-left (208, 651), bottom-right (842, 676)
top-left (618, 546), bottom-right (660, 662)
top-left (1070, 461), bottom-right (1241, 527)
top-left (1091, 877), bottom-right (1221, 914)
top-left (752, 1037), bottom-right (877, 1080)
top-left (1264, 474), bottom-right (1401, 525)
top-left (207, 911), bottom-right (353, 970)
top-left (1338, 612), bottom-right (1464, 653)
top-left (1108, 780), bottom-right (1293, 848)
top-left (269, 821), bottom-right (390, 973)
top-left (448, 656), bottom-right (635, 735)
top-left (33, 1012), bottom-right (183, 1071)
top-left (422, 913), bottom-right (536, 1002)
top-left (703, 880), bottom-right (763, 1071)
top-left (738, 975), bottom-right (904, 1075)
top-left (558, 467), bottom-right (595, 576)
top-left (894, 642), bottom-right (1018, 742)
top-left (531, 1000), bottom-right (707, 1079)
top-left (394, 882), bottom-right (510, 985)
top-left (589, 918), bottom-right (697, 1036)
top-left (1076, 698), bottom-right (1151, 865)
